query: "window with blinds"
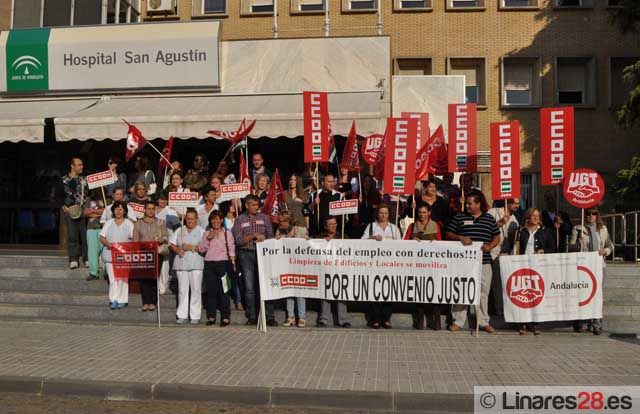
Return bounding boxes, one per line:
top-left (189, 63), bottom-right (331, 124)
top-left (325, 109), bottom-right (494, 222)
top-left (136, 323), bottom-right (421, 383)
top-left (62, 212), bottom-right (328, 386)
top-left (395, 58), bottom-right (432, 75)
top-left (449, 0), bottom-right (485, 8)
top-left (504, 62), bottom-right (533, 106)
top-left (501, 0), bottom-right (537, 7)
top-left (448, 58), bottom-right (485, 105)
top-left (350, 0), bottom-right (377, 9)
top-left (299, 0), bottom-right (325, 11)
top-left (203, 0), bottom-right (227, 14)
top-left (554, 0), bottom-right (593, 7)
top-left (251, 0), bottom-right (274, 12)
top-left (557, 59), bottom-right (588, 105)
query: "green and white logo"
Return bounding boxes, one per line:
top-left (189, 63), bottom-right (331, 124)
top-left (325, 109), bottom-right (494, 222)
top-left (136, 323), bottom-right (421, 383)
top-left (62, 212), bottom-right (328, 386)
top-left (501, 181), bottom-right (512, 193)
top-left (6, 28), bottom-right (50, 92)
top-left (551, 167), bottom-right (563, 180)
top-left (393, 176), bottom-right (404, 189)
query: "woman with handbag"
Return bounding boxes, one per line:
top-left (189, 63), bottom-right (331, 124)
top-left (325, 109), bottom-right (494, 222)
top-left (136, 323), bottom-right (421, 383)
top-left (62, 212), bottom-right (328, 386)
top-left (133, 200), bottom-right (168, 312)
top-left (199, 211), bottom-right (236, 327)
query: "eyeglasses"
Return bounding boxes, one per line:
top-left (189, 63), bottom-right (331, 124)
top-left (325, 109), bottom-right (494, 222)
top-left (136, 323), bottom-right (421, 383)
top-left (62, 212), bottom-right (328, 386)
top-left (108, 161), bottom-right (116, 165)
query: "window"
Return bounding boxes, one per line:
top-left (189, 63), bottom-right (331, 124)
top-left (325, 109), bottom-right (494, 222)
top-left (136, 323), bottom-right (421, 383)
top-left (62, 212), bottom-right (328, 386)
top-left (448, 57), bottom-right (486, 106)
top-left (447, 0), bottom-right (485, 9)
top-left (13, 0), bottom-right (141, 28)
top-left (296, 0), bottom-right (326, 12)
top-left (500, 0), bottom-right (538, 8)
top-left (502, 57), bottom-right (541, 107)
top-left (610, 57), bottom-right (639, 108)
top-left (394, 0), bottom-right (431, 9)
top-left (556, 57), bottom-right (596, 106)
top-left (342, 0), bottom-right (378, 11)
top-left (554, 0), bottom-right (592, 8)
top-left (394, 58), bottom-right (432, 75)
top-left (241, 0), bottom-right (274, 14)
top-left (204, 0), bottom-right (227, 14)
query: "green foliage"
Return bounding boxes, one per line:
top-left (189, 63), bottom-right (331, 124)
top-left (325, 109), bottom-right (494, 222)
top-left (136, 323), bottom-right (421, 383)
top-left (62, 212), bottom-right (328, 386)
top-left (615, 61), bottom-right (640, 128)
top-left (614, 154), bottom-right (640, 205)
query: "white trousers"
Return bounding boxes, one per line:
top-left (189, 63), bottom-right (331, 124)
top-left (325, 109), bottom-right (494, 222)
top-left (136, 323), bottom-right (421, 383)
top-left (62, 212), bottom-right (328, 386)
top-left (451, 263), bottom-right (492, 327)
top-left (158, 258), bottom-right (171, 294)
top-left (105, 263), bottom-right (129, 304)
top-left (176, 270), bottom-right (203, 321)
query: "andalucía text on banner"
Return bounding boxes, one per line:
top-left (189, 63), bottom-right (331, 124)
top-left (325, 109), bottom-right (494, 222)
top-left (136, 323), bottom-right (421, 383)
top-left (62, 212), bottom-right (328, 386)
top-left (383, 117), bottom-right (418, 195)
top-left (490, 121), bottom-right (521, 200)
top-left (257, 239), bottom-right (483, 304)
top-left (111, 241), bottom-right (159, 280)
top-left (448, 103), bottom-right (477, 173)
top-left (303, 91), bottom-right (330, 163)
top-left (499, 252), bottom-right (603, 323)
top-left (540, 107), bottom-right (574, 186)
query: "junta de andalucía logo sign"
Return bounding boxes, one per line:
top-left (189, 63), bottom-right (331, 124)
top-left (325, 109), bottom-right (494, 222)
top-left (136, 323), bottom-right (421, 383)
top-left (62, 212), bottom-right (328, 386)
top-left (5, 28), bottom-right (50, 92)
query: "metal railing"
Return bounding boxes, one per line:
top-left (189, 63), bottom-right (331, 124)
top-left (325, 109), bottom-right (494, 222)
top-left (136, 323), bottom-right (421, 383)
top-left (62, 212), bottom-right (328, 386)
top-left (601, 210), bottom-right (640, 263)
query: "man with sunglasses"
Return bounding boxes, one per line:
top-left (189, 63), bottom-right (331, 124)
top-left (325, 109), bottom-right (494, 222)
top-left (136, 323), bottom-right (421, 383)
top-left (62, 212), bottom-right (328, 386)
top-left (446, 190), bottom-right (500, 333)
top-left (569, 208), bottom-right (613, 335)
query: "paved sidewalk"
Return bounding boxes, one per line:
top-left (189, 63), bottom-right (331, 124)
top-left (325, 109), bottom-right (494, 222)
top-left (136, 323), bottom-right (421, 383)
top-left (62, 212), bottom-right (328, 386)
top-left (0, 321), bottom-right (638, 411)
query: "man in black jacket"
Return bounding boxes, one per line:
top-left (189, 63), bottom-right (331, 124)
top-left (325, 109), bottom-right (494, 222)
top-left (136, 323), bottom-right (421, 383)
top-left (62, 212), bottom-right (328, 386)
top-left (307, 173), bottom-right (343, 236)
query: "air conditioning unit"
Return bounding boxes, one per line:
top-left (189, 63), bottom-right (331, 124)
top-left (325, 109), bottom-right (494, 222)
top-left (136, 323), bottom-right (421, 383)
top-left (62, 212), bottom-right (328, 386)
top-left (147, 0), bottom-right (177, 14)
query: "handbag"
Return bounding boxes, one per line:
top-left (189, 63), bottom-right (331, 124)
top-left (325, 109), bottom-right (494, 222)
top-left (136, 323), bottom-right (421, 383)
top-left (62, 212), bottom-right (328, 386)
top-left (223, 230), bottom-right (238, 281)
top-left (145, 170), bottom-right (157, 196)
top-left (156, 221), bottom-right (170, 256)
top-left (68, 177), bottom-right (85, 220)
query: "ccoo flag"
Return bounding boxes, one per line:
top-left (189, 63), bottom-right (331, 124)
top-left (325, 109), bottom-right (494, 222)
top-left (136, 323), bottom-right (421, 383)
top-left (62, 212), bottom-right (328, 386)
top-left (303, 91), bottom-right (330, 163)
top-left (540, 107), bottom-right (574, 186)
top-left (383, 118), bottom-right (418, 195)
top-left (490, 121), bottom-right (521, 200)
top-left (448, 103), bottom-right (477, 173)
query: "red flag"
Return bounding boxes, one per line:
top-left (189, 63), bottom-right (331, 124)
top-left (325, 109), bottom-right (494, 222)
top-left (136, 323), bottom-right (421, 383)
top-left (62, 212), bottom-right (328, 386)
top-left (207, 118), bottom-right (256, 144)
top-left (157, 136), bottom-right (174, 175)
top-left (490, 121), bottom-right (521, 200)
top-left (383, 118), bottom-right (418, 195)
top-left (362, 133), bottom-right (384, 166)
top-left (427, 125), bottom-right (448, 175)
top-left (540, 107), bottom-right (574, 186)
top-left (401, 112), bottom-right (429, 152)
top-left (303, 91), bottom-right (330, 163)
top-left (125, 123), bottom-right (148, 162)
top-left (262, 169), bottom-right (287, 224)
top-left (340, 121), bottom-right (360, 172)
top-left (239, 149), bottom-right (252, 193)
top-left (447, 103), bottom-right (477, 173)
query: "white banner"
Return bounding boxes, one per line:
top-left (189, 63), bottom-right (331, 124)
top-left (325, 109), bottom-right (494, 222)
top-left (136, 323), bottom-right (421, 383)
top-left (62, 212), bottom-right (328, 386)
top-left (257, 239), bottom-right (483, 304)
top-left (500, 252), bottom-right (603, 323)
top-left (329, 199), bottom-right (358, 216)
top-left (219, 183), bottom-right (250, 201)
top-left (86, 169), bottom-right (116, 190)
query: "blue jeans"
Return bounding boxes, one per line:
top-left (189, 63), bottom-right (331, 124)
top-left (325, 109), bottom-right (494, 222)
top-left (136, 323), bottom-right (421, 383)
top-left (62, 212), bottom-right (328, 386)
top-left (238, 249), bottom-right (274, 322)
top-left (286, 297), bottom-right (306, 319)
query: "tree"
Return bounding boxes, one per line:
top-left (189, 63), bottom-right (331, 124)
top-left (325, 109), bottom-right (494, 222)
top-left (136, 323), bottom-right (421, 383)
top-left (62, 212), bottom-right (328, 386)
top-left (610, 1), bottom-right (640, 127)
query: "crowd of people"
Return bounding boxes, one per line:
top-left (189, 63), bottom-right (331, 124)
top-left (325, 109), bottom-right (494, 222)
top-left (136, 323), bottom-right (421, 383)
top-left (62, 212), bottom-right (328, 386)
top-left (60, 151), bottom-right (613, 334)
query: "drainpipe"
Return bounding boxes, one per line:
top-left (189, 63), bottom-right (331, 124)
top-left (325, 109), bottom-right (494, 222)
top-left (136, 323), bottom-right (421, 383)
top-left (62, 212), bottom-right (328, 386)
top-left (323, 0), bottom-right (329, 37)
top-left (273, 0), bottom-right (279, 38)
top-left (376, 0), bottom-right (383, 35)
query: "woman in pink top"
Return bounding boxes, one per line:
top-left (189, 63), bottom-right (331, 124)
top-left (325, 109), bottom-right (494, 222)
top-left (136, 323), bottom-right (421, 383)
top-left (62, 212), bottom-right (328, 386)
top-left (199, 211), bottom-right (236, 326)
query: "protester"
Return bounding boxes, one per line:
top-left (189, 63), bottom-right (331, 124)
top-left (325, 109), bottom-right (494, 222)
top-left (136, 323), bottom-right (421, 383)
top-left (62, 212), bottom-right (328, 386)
top-left (216, 160), bottom-right (236, 184)
top-left (317, 216), bottom-right (352, 328)
top-left (130, 154), bottom-right (157, 197)
top-left (250, 152), bottom-right (272, 184)
top-left (570, 207), bottom-right (613, 335)
top-left (307, 173), bottom-right (343, 236)
top-left (275, 211), bottom-right (309, 327)
top-left (170, 209), bottom-right (206, 324)
top-left (129, 182), bottom-right (150, 205)
top-left (409, 178), bottom-right (450, 230)
top-left (232, 195), bottom-right (275, 325)
top-left (199, 211), bottom-right (236, 327)
top-left (61, 157), bottom-right (88, 270)
top-left (105, 156), bottom-right (127, 200)
top-left (197, 188), bottom-right (219, 229)
top-left (83, 190), bottom-right (105, 281)
top-left (362, 205), bottom-right (401, 329)
top-left (183, 153), bottom-right (209, 191)
top-left (100, 188), bottom-right (138, 224)
top-left (254, 174), bottom-right (270, 208)
top-left (487, 198), bottom-right (520, 317)
top-left (165, 172), bottom-right (187, 193)
top-left (506, 207), bottom-right (555, 335)
top-left (404, 204), bottom-right (443, 330)
top-left (446, 190), bottom-right (500, 333)
top-left (541, 190), bottom-right (572, 252)
top-left (221, 202), bottom-right (243, 311)
top-left (284, 173), bottom-right (308, 229)
top-left (133, 200), bottom-right (168, 312)
top-left (99, 200), bottom-right (134, 309)
top-left (155, 193), bottom-right (180, 295)
top-left (356, 174), bottom-right (381, 237)
top-left (161, 161), bottom-right (183, 190)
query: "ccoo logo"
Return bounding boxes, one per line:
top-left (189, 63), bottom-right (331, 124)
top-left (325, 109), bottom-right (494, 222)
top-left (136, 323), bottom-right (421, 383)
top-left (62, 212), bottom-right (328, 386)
top-left (506, 268), bottom-right (545, 309)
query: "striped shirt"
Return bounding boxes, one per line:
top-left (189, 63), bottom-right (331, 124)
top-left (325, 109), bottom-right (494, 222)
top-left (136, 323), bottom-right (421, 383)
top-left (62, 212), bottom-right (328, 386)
top-left (232, 212), bottom-right (274, 251)
top-left (448, 212), bottom-right (499, 264)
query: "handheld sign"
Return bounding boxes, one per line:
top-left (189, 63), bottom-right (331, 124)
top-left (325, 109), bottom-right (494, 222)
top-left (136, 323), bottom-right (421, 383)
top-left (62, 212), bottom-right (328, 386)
top-left (168, 192), bottom-right (200, 214)
top-left (329, 199), bottom-right (358, 216)
top-left (86, 170), bottom-right (117, 190)
top-left (219, 183), bottom-right (250, 202)
top-left (128, 202), bottom-right (145, 219)
top-left (563, 168), bottom-right (605, 209)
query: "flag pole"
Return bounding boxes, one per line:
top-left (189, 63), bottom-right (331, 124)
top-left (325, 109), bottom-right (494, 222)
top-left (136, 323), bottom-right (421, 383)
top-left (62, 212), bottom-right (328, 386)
top-left (157, 272), bottom-right (161, 328)
top-left (316, 162), bottom-right (320, 229)
top-left (100, 187), bottom-right (107, 208)
top-left (395, 196), bottom-right (400, 229)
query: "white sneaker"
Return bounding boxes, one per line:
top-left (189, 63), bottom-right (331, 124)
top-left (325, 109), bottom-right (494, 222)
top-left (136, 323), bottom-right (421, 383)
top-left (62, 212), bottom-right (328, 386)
top-left (84, 260), bottom-right (89, 268)
top-left (69, 261), bottom-right (79, 269)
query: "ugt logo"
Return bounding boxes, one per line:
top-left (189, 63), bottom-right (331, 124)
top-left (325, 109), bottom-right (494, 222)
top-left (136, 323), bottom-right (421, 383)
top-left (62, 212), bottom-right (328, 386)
top-left (506, 268), bottom-right (545, 309)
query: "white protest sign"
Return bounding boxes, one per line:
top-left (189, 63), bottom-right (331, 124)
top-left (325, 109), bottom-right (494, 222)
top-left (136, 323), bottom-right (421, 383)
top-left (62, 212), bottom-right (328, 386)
top-left (219, 183), bottom-right (250, 201)
top-left (500, 252), bottom-right (603, 323)
top-left (86, 170), bottom-right (116, 190)
top-left (128, 202), bottom-right (145, 219)
top-left (168, 192), bottom-right (200, 213)
top-left (257, 239), bottom-right (482, 304)
top-left (329, 199), bottom-right (358, 216)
